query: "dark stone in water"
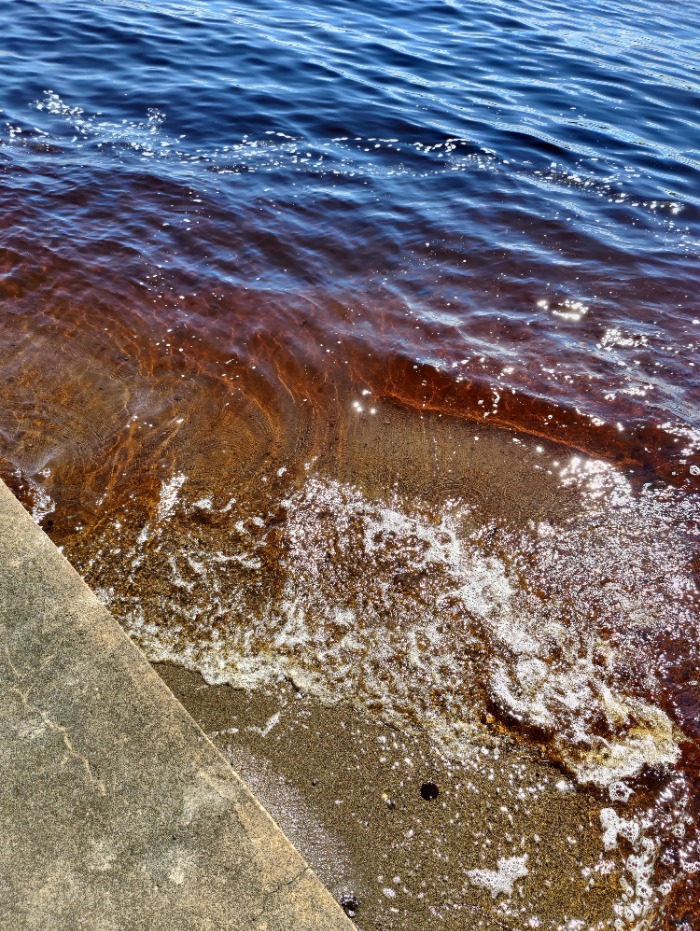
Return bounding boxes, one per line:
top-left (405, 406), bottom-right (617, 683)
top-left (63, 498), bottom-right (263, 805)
top-left (340, 894), bottom-right (359, 917)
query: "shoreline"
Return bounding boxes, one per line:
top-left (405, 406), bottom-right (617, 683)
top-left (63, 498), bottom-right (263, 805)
top-left (6, 396), bottom-right (699, 927)
top-left (154, 661), bottom-right (639, 930)
top-left (0, 478), bottom-right (352, 929)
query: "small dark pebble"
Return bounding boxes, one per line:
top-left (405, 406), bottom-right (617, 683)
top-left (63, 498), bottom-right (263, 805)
top-left (340, 894), bottom-right (359, 917)
top-left (420, 781), bottom-right (439, 801)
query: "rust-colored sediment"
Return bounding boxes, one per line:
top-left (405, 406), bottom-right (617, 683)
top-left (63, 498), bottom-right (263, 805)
top-left (1, 267), bottom-right (699, 927)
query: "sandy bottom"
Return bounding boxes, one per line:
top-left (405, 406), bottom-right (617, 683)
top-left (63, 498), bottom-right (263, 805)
top-left (157, 661), bottom-right (657, 931)
top-left (5, 371), bottom-right (698, 926)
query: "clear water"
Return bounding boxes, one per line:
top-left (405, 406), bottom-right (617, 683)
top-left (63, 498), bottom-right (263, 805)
top-left (1, 1), bottom-right (700, 925)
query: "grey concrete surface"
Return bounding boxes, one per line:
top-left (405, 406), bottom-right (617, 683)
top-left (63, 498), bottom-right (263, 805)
top-left (0, 479), bottom-right (354, 930)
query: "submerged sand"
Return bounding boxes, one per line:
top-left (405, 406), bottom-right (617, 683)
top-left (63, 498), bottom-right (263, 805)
top-left (5, 389), bottom-right (700, 928)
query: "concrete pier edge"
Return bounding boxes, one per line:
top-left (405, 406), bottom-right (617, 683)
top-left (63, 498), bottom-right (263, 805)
top-left (0, 478), bottom-right (353, 930)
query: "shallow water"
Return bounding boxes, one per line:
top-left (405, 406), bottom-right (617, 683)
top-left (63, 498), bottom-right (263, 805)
top-left (3, 0), bottom-right (700, 479)
top-left (1, 0), bottom-right (700, 926)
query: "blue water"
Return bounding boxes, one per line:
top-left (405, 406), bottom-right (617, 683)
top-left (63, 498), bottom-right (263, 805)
top-left (3, 5), bottom-right (700, 923)
top-left (1, 0), bottom-right (699, 474)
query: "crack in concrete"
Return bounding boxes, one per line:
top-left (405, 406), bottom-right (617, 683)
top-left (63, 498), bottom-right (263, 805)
top-left (3, 642), bottom-right (107, 797)
top-left (196, 769), bottom-right (326, 923)
top-left (2, 642), bottom-right (20, 680)
top-left (255, 865), bottom-right (311, 918)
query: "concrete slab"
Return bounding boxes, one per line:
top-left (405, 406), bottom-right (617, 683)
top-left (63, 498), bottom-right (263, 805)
top-left (0, 479), bottom-right (354, 930)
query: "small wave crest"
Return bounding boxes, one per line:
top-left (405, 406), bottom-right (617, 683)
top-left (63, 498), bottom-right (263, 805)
top-left (84, 458), bottom-right (696, 796)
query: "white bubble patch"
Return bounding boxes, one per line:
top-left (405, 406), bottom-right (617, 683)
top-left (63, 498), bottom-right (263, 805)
top-left (467, 854), bottom-right (529, 899)
top-left (95, 464), bottom-right (700, 801)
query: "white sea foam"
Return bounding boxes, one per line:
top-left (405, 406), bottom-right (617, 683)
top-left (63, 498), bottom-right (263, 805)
top-left (25, 468), bottom-right (55, 525)
top-left (596, 808), bottom-right (664, 930)
top-left (104, 466), bottom-right (696, 799)
top-left (467, 854), bottom-right (529, 899)
top-left (155, 472), bottom-right (187, 524)
top-left (601, 808), bottom-right (641, 851)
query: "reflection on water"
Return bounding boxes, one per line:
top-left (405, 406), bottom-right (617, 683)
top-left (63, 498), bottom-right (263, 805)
top-left (3, 321), bottom-right (700, 925)
top-left (2, 0), bottom-right (700, 924)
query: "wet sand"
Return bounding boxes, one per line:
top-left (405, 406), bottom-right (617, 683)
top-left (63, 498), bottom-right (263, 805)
top-left (3, 2), bottom-right (700, 925)
top-left (155, 661), bottom-right (645, 930)
top-left (3, 372), bottom-right (699, 928)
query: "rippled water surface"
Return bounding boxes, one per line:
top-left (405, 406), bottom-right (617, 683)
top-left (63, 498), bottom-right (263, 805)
top-left (1, 0), bottom-right (700, 926)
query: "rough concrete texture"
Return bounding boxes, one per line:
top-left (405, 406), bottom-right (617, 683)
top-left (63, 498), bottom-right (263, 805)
top-left (0, 479), bottom-right (353, 930)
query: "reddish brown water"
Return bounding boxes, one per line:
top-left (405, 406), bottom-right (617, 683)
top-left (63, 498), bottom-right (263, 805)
top-left (2, 0), bottom-right (700, 925)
